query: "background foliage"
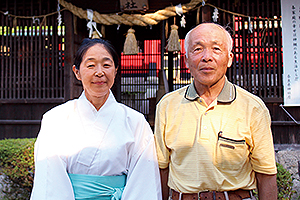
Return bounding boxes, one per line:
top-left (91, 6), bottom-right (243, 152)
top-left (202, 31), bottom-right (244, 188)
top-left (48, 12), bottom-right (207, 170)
top-left (276, 162), bottom-right (297, 200)
top-left (0, 138), bottom-right (35, 200)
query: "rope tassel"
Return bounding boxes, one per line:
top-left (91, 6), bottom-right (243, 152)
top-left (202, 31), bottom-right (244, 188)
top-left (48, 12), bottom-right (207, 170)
top-left (123, 28), bottom-right (139, 55)
top-left (166, 24), bottom-right (181, 52)
top-left (92, 31), bottom-right (100, 39)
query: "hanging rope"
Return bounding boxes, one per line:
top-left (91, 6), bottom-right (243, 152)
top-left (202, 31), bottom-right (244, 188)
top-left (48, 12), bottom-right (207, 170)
top-left (59, 0), bottom-right (280, 26)
top-left (0, 0), bottom-right (281, 26)
top-left (0, 8), bottom-right (66, 20)
top-left (166, 24), bottom-right (181, 52)
top-left (58, 0), bottom-right (204, 26)
top-left (123, 28), bottom-right (139, 54)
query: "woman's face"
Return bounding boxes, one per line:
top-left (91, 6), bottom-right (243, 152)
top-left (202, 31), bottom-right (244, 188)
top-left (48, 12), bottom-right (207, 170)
top-left (73, 44), bottom-right (117, 102)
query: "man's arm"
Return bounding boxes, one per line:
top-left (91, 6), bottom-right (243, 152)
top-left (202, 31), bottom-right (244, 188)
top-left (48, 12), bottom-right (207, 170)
top-left (160, 167), bottom-right (169, 200)
top-left (255, 172), bottom-right (277, 200)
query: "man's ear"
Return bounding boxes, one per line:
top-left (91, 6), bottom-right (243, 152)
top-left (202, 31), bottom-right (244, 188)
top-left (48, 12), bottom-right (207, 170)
top-left (227, 52), bottom-right (234, 68)
top-left (72, 65), bottom-right (81, 80)
top-left (184, 54), bottom-right (189, 68)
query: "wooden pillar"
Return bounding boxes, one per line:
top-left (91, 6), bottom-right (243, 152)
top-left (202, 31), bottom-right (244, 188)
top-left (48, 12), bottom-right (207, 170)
top-left (168, 52), bottom-right (174, 91)
top-left (106, 25), bottom-right (122, 102)
top-left (202, 5), bottom-right (211, 22)
top-left (63, 10), bottom-right (75, 101)
top-left (161, 20), bottom-right (166, 71)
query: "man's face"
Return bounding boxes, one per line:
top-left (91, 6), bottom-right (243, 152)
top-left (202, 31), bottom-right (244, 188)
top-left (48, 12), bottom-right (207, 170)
top-left (185, 24), bottom-right (233, 89)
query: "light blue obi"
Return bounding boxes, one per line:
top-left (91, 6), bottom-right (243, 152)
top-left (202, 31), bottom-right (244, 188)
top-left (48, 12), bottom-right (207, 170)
top-left (68, 173), bottom-right (127, 200)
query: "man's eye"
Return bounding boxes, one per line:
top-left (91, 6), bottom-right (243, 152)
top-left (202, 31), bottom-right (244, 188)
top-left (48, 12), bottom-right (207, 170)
top-left (194, 47), bottom-right (202, 52)
top-left (214, 47), bottom-right (221, 51)
top-left (87, 65), bottom-right (94, 68)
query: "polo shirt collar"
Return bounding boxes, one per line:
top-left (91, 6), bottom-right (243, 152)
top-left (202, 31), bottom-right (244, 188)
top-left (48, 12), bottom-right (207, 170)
top-left (184, 77), bottom-right (236, 103)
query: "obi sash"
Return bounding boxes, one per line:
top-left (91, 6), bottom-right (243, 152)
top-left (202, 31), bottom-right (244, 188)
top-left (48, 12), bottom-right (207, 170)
top-left (68, 173), bottom-right (126, 200)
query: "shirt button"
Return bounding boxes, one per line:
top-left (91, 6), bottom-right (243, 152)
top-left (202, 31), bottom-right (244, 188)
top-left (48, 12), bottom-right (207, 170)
top-left (204, 112), bottom-right (208, 115)
top-left (203, 126), bottom-right (207, 130)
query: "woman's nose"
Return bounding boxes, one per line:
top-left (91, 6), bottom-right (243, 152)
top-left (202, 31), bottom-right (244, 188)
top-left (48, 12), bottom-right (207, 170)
top-left (95, 66), bottom-right (104, 77)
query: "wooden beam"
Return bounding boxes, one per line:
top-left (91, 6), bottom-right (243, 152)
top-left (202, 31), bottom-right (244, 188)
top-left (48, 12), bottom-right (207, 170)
top-left (0, 120), bottom-right (41, 125)
top-left (272, 121), bottom-right (300, 126)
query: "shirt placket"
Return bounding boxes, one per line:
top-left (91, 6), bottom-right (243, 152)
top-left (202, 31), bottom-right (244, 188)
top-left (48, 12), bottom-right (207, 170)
top-left (197, 98), bottom-right (217, 140)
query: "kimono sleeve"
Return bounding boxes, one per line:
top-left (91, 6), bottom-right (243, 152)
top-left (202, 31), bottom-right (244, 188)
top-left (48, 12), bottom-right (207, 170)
top-left (30, 111), bottom-right (75, 200)
top-left (121, 114), bottom-right (162, 200)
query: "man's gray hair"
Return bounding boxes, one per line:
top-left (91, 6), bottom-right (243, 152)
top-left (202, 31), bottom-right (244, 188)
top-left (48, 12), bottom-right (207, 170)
top-left (184, 23), bottom-right (233, 57)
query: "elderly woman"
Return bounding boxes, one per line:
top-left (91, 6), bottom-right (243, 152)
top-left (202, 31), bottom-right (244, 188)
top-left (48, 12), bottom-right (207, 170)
top-left (30, 38), bottom-right (162, 200)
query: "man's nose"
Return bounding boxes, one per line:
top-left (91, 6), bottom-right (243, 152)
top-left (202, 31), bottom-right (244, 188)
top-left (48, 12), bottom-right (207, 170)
top-left (201, 49), bottom-right (213, 62)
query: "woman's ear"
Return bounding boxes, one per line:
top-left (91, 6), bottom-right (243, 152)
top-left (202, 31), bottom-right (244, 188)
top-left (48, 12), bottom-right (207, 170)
top-left (72, 65), bottom-right (81, 80)
top-left (114, 67), bottom-right (118, 77)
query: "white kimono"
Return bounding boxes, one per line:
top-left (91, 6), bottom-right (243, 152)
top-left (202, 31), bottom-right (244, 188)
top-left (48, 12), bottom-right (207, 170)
top-left (30, 91), bottom-right (162, 200)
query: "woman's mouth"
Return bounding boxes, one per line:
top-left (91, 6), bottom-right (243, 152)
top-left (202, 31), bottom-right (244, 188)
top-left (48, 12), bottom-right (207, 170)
top-left (93, 81), bottom-right (105, 85)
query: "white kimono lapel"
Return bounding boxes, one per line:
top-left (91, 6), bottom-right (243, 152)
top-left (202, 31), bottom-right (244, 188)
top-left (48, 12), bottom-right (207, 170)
top-left (75, 91), bottom-right (118, 169)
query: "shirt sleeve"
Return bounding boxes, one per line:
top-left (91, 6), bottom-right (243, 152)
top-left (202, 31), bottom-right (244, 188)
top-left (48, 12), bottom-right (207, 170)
top-left (249, 105), bottom-right (277, 175)
top-left (154, 100), bottom-right (170, 169)
top-left (121, 115), bottom-right (162, 200)
top-left (30, 113), bottom-right (75, 200)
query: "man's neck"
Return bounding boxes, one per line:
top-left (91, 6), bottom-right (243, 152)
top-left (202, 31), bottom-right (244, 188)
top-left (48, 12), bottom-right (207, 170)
top-left (194, 78), bottom-right (225, 106)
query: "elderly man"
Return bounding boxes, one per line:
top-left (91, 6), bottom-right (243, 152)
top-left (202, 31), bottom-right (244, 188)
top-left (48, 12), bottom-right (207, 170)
top-left (154, 23), bottom-right (277, 200)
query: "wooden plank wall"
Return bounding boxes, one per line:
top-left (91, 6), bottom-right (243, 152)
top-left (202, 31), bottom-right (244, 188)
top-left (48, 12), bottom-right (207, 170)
top-left (268, 103), bottom-right (300, 144)
top-left (0, 102), bottom-right (58, 139)
top-left (0, 1), bottom-right (65, 100)
top-left (0, 0), bottom-right (66, 139)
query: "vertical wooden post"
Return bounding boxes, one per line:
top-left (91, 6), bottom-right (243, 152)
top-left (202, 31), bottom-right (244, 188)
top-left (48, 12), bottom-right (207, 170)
top-left (63, 11), bottom-right (75, 100)
top-left (168, 52), bottom-right (174, 91)
top-left (106, 25), bottom-right (122, 102)
top-left (202, 5), bottom-right (211, 22)
top-left (161, 20), bottom-right (166, 71)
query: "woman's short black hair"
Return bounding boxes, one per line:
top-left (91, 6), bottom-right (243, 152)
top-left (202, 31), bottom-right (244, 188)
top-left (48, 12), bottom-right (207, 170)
top-left (73, 38), bottom-right (119, 70)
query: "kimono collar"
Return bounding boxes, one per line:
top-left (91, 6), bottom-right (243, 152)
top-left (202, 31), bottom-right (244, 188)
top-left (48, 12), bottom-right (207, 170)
top-left (184, 77), bottom-right (236, 103)
top-left (78, 90), bottom-right (117, 121)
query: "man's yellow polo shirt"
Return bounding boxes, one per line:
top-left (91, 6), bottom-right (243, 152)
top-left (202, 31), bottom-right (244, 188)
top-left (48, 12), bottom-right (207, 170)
top-left (154, 79), bottom-right (277, 193)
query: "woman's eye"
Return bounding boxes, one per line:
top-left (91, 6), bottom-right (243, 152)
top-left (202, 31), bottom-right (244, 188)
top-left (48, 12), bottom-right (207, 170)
top-left (87, 64), bottom-right (94, 68)
top-left (103, 63), bottom-right (112, 68)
